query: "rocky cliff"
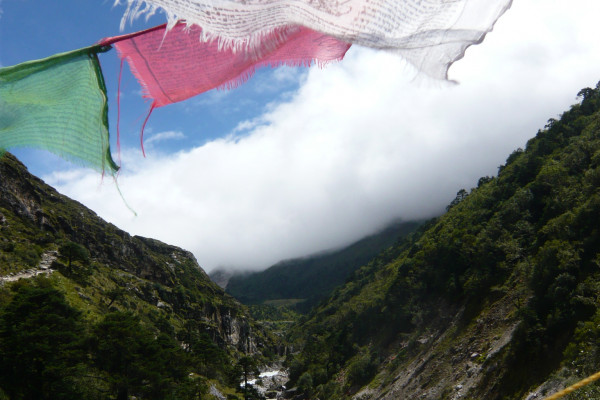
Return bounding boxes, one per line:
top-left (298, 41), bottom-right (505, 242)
top-left (0, 152), bottom-right (260, 348)
top-left (0, 152), bottom-right (279, 398)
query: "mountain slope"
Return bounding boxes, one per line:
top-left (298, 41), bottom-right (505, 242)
top-left (222, 220), bottom-right (421, 312)
top-left (285, 82), bottom-right (600, 400)
top-left (0, 153), bottom-right (278, 399)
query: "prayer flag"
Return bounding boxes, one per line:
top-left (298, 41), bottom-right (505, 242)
top-left (0, 46), bottom-right (119, 174)
top-left (101, 23), bottom-right (351, 108)
top-left (116, 0), bottom-right (513, 80)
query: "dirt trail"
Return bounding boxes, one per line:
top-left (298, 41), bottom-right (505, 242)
top-left (0, 251), bottom-right (58, 283)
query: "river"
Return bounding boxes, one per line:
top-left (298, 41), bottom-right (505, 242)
top-left (243, 368), bottom-right (289, 399)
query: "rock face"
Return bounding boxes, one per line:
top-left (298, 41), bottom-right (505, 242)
top-left (0, 152), bottom-right (271, 354)
top-left (372, 294), bottom-right (522, 400)
top-left (246, 369), bottom-right (289, 400)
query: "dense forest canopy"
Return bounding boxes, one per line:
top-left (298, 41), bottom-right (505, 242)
top-left (284, 81), bottom-right (600, 399)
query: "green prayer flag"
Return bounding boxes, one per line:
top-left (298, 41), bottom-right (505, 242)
top-left (0, 46), bottom-right (118, 174)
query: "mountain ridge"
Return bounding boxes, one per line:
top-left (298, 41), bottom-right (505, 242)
top-left (283, 81), bottom-right (600, 400)
top-left (0, 152), bottom-right (278, 399)
top-left (217, 220), bottom-right (421, 312)
top-left (3, 79), bottom-right (600, 399)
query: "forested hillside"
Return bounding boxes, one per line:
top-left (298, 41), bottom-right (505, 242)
top-left (285, 82), bottom-right (600, 400)
top-left (0, 154), bottom-right (279, 399)
top-left (3, 79), bottom-right (600, 400)
top-left (223, 220), bottom-right (421, 313)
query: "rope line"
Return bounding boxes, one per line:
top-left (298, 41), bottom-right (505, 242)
top-left (543, 370), bottom-right (600, 400)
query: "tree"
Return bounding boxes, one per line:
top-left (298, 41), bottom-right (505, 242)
top-left (577, 87), bottom-right (595, 102)
top-left (297, 372), bottom-right (314, 395)
top-left (177, 321), bottom-right (228, 379)
top-left (235, 356), bottom-right (261, 400)
top-left (477, 176), bottom-right (493, 187)
top-left (104, 287), bottom-right (125, 308)
top-left (0, 281), bottom-right (86, 399)
top-left (90, 311), bottom-right (189, 400)
top-left (446, 188), bottom-right (468, 211)
top-left (58, 241), bottom-right (90, 269)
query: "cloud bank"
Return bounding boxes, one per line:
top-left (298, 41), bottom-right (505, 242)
top-left (45, 0), bottom-right (600, 272)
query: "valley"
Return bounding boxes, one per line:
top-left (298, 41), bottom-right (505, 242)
top-left (2, 81), bottom-right (600, 399)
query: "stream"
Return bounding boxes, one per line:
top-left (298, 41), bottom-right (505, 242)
top-left (243, 368), bottom-right (289, 399)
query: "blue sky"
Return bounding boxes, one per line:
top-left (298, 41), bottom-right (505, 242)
top-left (0, 0), bottom-right (304, 172)
top-left (2, 1), bottom-right (600, 272)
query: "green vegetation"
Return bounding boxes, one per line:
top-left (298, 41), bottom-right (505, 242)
top-left (0, 278), bottom-right (214, 399)
top-left (0, 280), bottom-right (87, 400)
top-left (285, 81), bottom-right (600, 399)
top-left (225, 220), bottom-right (421, 313)
top-left (3, 80), bottom-right (600, 399)
top-left (0, 153), bottom-right (280, 399)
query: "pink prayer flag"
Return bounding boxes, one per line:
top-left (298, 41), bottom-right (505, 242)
top-left (116, 0), bottom-right (512, 80)
top-left (101, 23), bottom-right (350, 108)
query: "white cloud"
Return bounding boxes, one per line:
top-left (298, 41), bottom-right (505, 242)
top-left (144, 130), bottom-right (186, 145)
top-left (272, 66), bottom-right (307, 85)
top-left (45, 0), bottom-right (600, 272)
top-left (188, 89), bottom-right (232, 107)
top-left (252, 66), bottom-right (307, 94)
